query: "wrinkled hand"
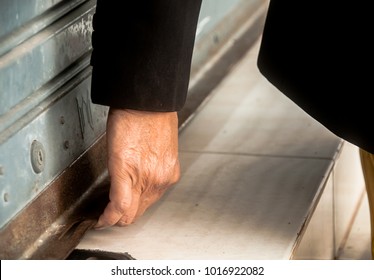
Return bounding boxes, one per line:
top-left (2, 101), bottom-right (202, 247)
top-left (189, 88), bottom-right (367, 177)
top-left (95, 108), bottom-right (180, 228)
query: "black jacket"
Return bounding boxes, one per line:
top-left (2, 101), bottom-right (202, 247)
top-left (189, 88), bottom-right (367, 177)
top-left (257, 0), bottom-right (373, 153)
top-left (90, 0), bottom-right (374, 153)
top-left (90, 0), bottom-right (202, 111)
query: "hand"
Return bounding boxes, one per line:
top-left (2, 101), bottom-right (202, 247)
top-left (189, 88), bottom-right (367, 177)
top-left (95, 108), bottom-right (180, 228)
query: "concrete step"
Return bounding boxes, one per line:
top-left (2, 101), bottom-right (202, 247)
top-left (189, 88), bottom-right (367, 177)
top-left (76, 39), bottom-right (369, 259)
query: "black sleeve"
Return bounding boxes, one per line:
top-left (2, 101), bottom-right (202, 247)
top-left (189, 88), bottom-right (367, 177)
top-left (257, 0), bottom-right (374, 154)
top-left (90, 0), bottom-right (202, 112)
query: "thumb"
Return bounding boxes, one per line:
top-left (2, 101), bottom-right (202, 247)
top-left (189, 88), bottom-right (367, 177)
top-left (95, 177), bottom-right (133, 229)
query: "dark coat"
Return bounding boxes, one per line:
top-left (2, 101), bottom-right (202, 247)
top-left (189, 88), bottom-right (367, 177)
top-left (90, 0), bottom-right (373, 153)
top-left (90, 0), bottom-right (202, 111)
top-left (257, 0), bottom-right (373, 153)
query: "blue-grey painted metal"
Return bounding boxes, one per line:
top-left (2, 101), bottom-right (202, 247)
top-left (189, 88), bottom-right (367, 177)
top-left (0, 73), bottom-right (108, 228)
top-left (0, 0), bottom-right (64, 40)
top-left (0, 1), bottom-right (95, 121)
top-left (196, 0), bottom-right (243, 40)
top-left (191, 0), bottom-right (264, 80)
top-left (0, 0), bottom-right (261, 229)
top-left (0, 0), bottom-right (87, 56)
top-left (0, 0), bottom-right (102, 228)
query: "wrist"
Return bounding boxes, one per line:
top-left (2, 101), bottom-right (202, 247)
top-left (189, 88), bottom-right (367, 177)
top-left (109, 107), bottom-right (177, 119)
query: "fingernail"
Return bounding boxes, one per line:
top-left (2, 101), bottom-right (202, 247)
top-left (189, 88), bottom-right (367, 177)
top-left (94, 221), bottom-right (107, 230)
top-left (94, 225), bottom-right (105, 230)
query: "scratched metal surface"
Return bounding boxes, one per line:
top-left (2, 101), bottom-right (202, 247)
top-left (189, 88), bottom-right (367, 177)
top-left (0, 0), bottom-right (104, 229)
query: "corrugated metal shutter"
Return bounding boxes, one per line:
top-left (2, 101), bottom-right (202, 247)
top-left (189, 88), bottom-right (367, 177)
top-left (0, 0), bottom-right (107, 229)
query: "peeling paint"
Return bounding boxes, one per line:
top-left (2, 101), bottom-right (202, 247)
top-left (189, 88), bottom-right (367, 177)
top-left (68, 14), bottom-right (94, 38)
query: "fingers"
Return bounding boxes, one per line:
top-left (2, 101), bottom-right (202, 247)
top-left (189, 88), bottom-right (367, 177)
top-left (95, 161), bottom-right (180, 229)
top-left (117, 189), bottom-right (140, 226)
top-left (95, 201), bottom-right (125, 229)
top-left (135, 188), bottom-right (167, 221)
top-left (95, 184), bottom-right (161, 229)
top-left (134, 162), bottom-right (180, 220)
top-left (95, 177), bottom-right (135, 229)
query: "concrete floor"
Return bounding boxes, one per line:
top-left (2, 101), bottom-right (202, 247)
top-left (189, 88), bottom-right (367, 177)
top-left (77, 38), bottom-right (371, 260)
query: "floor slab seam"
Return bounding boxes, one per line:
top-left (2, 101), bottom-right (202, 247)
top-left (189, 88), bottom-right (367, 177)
top-left (179, 149), bottom-right (339, 162)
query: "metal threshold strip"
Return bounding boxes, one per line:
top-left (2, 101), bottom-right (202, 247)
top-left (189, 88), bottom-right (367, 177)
top-left (0, 1), bottom-right (267, 260)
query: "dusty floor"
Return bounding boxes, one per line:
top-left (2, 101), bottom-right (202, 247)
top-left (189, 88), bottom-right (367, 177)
top-left (77, 38), bottom-right (371, 260)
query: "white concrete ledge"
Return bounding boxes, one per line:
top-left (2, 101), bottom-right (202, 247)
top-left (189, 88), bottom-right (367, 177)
top-left (77, 39), bottom-right (365, 259)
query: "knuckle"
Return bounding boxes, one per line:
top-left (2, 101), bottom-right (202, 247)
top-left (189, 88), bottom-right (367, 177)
top-left (110, 161), bottom-right (139, 186)
top-left (112, 199), bottom-right (131, 214)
